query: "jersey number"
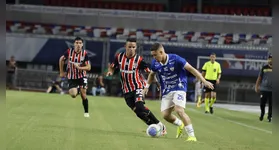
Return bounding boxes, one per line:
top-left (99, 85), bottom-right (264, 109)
top-left (136, 89), bottom-right (143, 96)
top-left (83, 78), bottom-right (88, 84)
top-left (177, 94), bottom-right (184, 101)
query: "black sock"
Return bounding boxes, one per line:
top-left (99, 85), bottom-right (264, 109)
top-left (146, 109), bottom-right (160, 124)
top-left (140, 116), bottom-right (153, 125)
top-left (82, 98), bottom-right (89, 113)
top-left (134, 102), bottom-right (160, 125)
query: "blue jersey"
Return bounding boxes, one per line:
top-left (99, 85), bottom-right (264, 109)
top-left (151, 54), bottom-right (188, 96)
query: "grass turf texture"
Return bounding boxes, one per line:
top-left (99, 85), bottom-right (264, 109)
top-left (7, 91), bottom-right (272, 150)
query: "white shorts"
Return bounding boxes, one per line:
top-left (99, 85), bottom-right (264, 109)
top-left (161, 91), bottom-right (186, 112)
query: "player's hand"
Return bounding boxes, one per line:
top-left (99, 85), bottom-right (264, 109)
top-left (155, 82), bottom-right (160, 91)
top-left (74, 63), bottom-right (81, 70)
top-left (216, 79), bottom-right (220, 84)
top-left (203, 81), bottom-right (214, 90)
top-left (106, 71), bottom-right (113, 76)
top-left (143, 88), bottom-right (149, 97)
top-left (255, 86), bottom-right (260, 93)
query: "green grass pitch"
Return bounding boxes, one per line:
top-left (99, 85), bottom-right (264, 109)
top-left (6, 91), bottom-right (272, 150)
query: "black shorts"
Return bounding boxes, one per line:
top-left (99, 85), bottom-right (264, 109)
top-left (204, 79), bottom-right (216, 93)
top-left (68, 78), bottom-right (88, 89)
top-left (124, 89), bottom-right (145, 109)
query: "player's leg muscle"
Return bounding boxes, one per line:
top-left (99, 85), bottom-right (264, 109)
top-left (211, 91), bottom-right (216, 99)
top-left (80, 88), bottom-right (87, 100)
top-left (161, 107), bottom-right (176, 123)
top-left (174, 105), bottom-right (192, 126)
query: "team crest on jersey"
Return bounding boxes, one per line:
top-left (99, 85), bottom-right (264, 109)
top-left (170, 67), bottom-right (174, 71)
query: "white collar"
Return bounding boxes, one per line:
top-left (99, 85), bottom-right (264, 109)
top-left (160, 54), bottom-right (169, 66)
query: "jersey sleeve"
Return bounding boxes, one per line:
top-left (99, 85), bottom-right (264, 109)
top-left (202, 62), bottom-right (207, 72)
top-left (139, 58), bottom-right (151, 72)
top-left (111, 53), bottom-right (119, 69)
top-left (62, 49), bottom-right (70, 60)
top-left (176, 55), bottom-right (187, 69)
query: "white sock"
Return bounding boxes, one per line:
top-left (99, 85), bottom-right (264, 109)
top-left (173, 118), bottom-right (183, 126)
top-left (184, 124), bottom-right (195, 137)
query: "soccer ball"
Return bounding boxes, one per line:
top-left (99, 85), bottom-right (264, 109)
top-left (146, 124), bottom-right (162, 137)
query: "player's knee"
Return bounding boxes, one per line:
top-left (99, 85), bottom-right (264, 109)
top-left (174, 107), bottom-right (185, 116)
top-left (81, 94), bottom-right (86, 100)
top-left (162, 113), bottom-right (171, 120)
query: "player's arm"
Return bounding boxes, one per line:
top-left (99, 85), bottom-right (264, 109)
top-left (255, 66), bottom-right (263, 93)
top-left (107, 54), bottom-right (119, 76)
top-left (201, 63), bottom-right (207, 77)
top-left (143, 60), bottom-right (159, 95)
top-left (75, 53), bottom-right (91, 71)
top-left (184, 63), bottom-right (214, 90)
top-left (59, 49), bottom-right (69, 77)
top-left (216, 64), bottom-right (222, 84)
top-left (139, 59), bottom-right (160, 88)
top-left (143, 70), bottom-right (157, 95)
top-left (145, 71), bottom-right (156, 88)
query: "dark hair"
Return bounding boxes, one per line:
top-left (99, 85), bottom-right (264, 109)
top-left (74, 36), bottom-right (83, 42)
top-left (150, 43), bottom-right (162, 51)
top-left (126, 38), bottom-right (137, 43)
top-left (210, 53), bottom-right (216, 56)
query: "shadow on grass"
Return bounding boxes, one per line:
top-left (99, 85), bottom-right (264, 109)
top-left (38, 124), bottom-right (178, 140)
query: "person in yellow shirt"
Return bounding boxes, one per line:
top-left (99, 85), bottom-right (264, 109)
top-left (199, 53), bottom-right (221, 114)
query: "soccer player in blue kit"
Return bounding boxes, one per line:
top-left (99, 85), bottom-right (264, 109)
top-left (143, 43), bottom-right (214, 141)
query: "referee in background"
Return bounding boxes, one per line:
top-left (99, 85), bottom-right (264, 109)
top-left (255, 54), bottom-right (272, 122)
top-left (200, 53), bottom-right (222, 114)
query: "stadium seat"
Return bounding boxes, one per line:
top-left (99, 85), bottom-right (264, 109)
top-left (6, 21), bottom-right (272, 46)
top-left (41, 0), bottom-right (271, 16)
top-left (201, 5), bottom-right (270, 16)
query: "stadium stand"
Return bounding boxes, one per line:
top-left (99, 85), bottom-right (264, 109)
top-left (43, 0), bottom-right (165, 12)
top-left (182, 5), bottom-right (271, 16)
top-left (6, 21), bottom-right (272, 46)
top-left (40, 0), bottom-right (271, 16)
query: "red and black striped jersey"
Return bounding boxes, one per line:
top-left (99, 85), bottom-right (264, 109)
top-left (111, 52), bottom-right (150, 94)
top-left (62, 48), bottom-right (90, 80)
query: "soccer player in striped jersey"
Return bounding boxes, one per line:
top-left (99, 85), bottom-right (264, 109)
top-left (59, 37), bottom-right (91, 118)
top-left (106, 38), bottom-right (166, 134)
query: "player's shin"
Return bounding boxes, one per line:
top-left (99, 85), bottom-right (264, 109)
top-left (181, 115), bottom-right (195, 138)
top-left (204, 98), bottom-right (210, 112)
top-left (82, 98), bottom-right (89, 113)
top-left (184, 124), bottom-right (195, 137)
top-left (209, 97), bottom-right (216, 107)
top-left (173, 117), bottom-right (183, 126)
top-left (142, 105), bottom-right (160, 124)
top-left (175, 108), bottom-right (195, 138)
top-left (134, 108), bottom-right (153, 125)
